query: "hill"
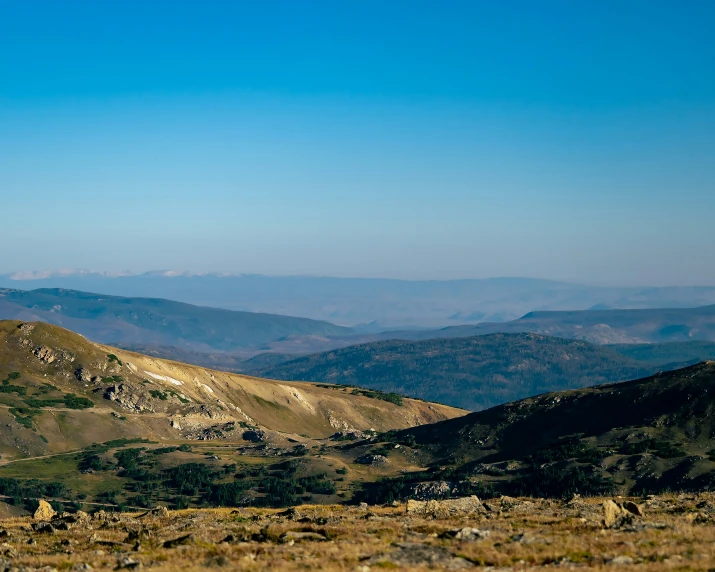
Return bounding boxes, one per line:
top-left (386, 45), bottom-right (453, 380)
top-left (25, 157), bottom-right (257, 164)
top-left (0, 320), bottom-right (462, 462)
top-left (0, 288), bottom-right (352, 352)
top-left (357, 362), bottom-right (715, 501)
top-left (250, 333), bottom-right (715, 411)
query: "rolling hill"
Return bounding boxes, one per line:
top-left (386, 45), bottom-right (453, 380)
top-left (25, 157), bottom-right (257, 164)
top-left (0, 320), bottom-right (462, 462)
top-left (353, 362), bottom-right (715, 502)
top-left (250, 333), bottom-right (715, 411)
top-left (0, 288), bottom-right (352, 353)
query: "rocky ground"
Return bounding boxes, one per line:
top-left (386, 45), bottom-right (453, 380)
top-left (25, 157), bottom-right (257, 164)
top-left (0, 493), bottom-right (714, 571)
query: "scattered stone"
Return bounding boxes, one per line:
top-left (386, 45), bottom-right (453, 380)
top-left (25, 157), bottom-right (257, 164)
top-left (34, 500), bottom-right (57, 521)
top-left (365, 542), bottom-right (473, 569)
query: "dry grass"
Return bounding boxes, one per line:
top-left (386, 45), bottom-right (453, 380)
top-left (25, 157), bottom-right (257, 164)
top-left (0, 493), bottom-right (714, 570)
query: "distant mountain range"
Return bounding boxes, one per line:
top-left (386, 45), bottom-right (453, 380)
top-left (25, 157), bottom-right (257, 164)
top-left (3, 271), bottom-right (715, 328)
top-left (3, 287), bottom-right (715, 374)
top-left (251, 333), bottom-right (715, 410)
top-left (0, 288), bottom-right (351, 353)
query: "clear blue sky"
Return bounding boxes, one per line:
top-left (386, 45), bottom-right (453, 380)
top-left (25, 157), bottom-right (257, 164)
top-left (1, 0), bottom-right (714, 285)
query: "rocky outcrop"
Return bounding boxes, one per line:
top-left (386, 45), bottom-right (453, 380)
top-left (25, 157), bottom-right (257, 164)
top-left (33, 346), bottom-right (57, 363)
top-left (602, 499), bottom-right (644, 528)
top-left (104, 383), bottom-right (156, 413)
top-left (406, 496), bottom-right (484, 518)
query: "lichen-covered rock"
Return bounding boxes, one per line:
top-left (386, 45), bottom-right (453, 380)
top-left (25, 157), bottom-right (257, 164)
top-left (33, 500), bottom-right (57, 521)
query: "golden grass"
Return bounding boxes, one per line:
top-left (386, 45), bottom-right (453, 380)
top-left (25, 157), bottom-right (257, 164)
top-left (0, 494), bottom-right (713, 570)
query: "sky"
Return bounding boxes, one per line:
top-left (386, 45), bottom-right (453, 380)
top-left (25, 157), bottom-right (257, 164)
top-left (1, 0), bottom-right (714, 286)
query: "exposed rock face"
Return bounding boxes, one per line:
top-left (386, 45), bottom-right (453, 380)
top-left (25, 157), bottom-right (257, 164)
top-left (104, 383), bottom-right (156, 413)
top-left (75, 366), bottom-right (93, 383)
top-left (33, 346), bottom-right (57, 363)
top-left (33, 500), bottom-right (57, 521)
top-left (406, 496), bottom-right (484, 518)
top-left (181, 421), bottom-right (238, 441)
top-left (18, 323), bottom-right (35, 335)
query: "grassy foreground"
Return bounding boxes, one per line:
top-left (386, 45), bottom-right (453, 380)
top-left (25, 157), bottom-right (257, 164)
top-left (0, 493), bottom-right (714, 570)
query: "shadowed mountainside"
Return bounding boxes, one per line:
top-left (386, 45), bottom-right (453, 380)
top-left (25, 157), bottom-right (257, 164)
top-left (373, 362), bottom-right (715, 498)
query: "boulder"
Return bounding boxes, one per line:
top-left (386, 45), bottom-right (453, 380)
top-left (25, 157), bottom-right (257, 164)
top-left (602, 500), bottom-right (638, 528)
top-left (33, 500), bottom-right (57, 521)
top-left (622, 501), bottom-right (644, 517)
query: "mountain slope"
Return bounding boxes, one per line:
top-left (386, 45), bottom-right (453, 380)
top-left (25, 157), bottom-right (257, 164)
top-left (251, 333), bottom-right (681, 410)
top-left (0, 320), bottom-right (463, 462)
top-left (0, 288), bottom-right (352, 352)
top-left (356, 362), bottom-right (715, 500)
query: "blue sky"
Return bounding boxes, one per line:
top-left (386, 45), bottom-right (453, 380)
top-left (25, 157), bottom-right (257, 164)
top-left (1, 0), bottom-right (714, 285)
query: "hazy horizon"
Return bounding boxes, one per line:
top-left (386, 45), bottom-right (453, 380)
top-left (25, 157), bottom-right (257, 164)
top-left (2, 268), bottom-right (715, 289)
